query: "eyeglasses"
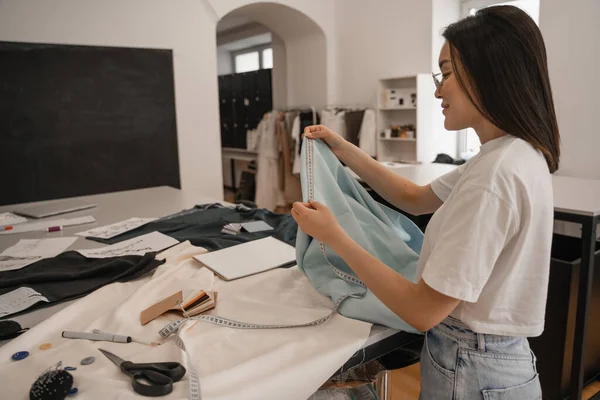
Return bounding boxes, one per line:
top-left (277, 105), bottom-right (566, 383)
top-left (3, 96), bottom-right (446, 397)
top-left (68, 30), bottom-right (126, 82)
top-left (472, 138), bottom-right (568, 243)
top-left (432, 72), bottom-right (445, 90)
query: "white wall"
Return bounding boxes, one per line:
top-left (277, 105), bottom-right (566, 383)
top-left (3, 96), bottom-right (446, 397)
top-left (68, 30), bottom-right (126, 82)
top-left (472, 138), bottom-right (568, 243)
top-left (285, 33), bottom-right (327, 107)
top-left (540, 0), bottom-right (600, 239)
top-left (0, 0), bottom-right (224, 200)
top-left (540, 0), bottom-right (600, 180)
top-left (333, 0), bottom-right (433, 105)
top-left (431, 0), bottom-right (461, 158)
top-left (271, 33), bottom-right (287, 109)
top-left (431, 0), bottom-right (461, 73)
top-left (217, 46), bottom-right (233, 75)
top-left (213, 0), bottom-right (336, 107)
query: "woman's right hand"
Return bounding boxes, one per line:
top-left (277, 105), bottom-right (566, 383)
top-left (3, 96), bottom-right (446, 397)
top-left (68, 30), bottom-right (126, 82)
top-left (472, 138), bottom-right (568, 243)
top-left (303, 125), bottom-right (347, 157)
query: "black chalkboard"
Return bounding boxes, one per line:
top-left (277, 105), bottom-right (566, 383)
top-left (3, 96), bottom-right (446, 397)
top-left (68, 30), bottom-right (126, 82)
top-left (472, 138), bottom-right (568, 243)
top-left (0, 41), bottom-right (180, 206)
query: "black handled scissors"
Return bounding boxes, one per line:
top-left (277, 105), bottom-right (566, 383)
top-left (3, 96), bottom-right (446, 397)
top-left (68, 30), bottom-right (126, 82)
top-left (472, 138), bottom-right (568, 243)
top-left (99, 348), bottom-right (186, 397)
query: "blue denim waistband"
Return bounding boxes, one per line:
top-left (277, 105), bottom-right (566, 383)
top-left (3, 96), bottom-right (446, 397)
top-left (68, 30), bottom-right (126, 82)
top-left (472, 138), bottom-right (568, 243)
top-left (434, 316), bottom-right (520, 344)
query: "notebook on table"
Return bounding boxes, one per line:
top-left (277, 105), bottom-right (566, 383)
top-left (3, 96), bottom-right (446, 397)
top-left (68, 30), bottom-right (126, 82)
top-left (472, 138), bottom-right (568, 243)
top-left (193, 236), bottom-right (297, 281)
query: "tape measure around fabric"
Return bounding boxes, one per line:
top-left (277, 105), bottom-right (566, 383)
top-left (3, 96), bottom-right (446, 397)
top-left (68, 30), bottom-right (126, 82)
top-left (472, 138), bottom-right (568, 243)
top-left (158, 138), bottom-right (369, 400)
top-left (307, 138), bottom-right (367, 291)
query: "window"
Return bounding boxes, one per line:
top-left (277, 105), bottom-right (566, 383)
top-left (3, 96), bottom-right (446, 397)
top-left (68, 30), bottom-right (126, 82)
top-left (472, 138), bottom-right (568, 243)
top-left (235, 52), bottom-right (259, 73)
top-left (458, 0), bottom-right (540, 158)
top-left (262, 48), bottom-right (273, 69)
top-left (233, 46), bottom-right (273, 74)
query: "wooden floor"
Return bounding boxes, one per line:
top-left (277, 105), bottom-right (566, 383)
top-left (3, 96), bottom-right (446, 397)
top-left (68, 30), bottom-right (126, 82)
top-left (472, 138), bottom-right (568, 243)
top-left (388, 363), bottom-right (420, 399)
top-left (388, 363), bottom-right (600, 400)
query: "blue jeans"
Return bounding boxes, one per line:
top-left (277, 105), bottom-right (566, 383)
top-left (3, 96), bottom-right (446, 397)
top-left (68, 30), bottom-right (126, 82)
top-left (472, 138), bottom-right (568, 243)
top-left (419, 316), bottom-right (542, 399)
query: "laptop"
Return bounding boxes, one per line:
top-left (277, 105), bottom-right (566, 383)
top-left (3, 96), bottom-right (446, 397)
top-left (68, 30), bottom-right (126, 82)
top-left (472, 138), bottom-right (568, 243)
top-left (12, 199), bottom-right (97, 219)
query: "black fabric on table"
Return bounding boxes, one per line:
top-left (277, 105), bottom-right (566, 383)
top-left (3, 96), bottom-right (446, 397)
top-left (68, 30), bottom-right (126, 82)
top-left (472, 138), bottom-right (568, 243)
top-left (0, 204), bottom-right (297, 319)
top-left (0, 252), bottom-right (163, 318)
top-left (87, 204), bottom-right (298, 251)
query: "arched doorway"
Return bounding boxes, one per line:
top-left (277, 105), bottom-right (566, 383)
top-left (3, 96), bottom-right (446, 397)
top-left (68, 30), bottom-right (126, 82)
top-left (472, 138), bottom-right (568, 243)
top-left (216, 2), bottom-right (327, 204)
top-left (217, 2), bottom-right (327, 108)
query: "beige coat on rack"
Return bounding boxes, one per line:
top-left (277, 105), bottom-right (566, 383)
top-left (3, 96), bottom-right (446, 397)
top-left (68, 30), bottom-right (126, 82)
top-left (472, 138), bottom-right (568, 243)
top-left (275, 113), bottom-right (302, 206)
top-left (255, 112), bottom-right (285, 211)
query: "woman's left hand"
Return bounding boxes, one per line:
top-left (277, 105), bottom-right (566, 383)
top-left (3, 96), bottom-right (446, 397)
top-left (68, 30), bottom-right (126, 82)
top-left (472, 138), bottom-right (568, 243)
top-left (291, 200), bottom-right (343, 243)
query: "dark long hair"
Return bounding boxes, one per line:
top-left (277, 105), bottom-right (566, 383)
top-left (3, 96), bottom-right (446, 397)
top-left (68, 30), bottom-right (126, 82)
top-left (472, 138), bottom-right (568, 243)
top-left (443, 6), bottom-right (560, 173)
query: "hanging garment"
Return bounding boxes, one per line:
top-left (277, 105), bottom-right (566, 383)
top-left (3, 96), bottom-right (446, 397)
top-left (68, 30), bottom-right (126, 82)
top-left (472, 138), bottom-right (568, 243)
top-left (284, 110), bottom-right (299, 140)
top-left (255, 112), bottom-right (285, 210)
top-left (0, 252), bottom-right (163, 314)
top-left (291, 115), bottom-right (302, 174)
top-left (86, 204), bottom-right (298, 251)
top-left (344, 109), bottom-right (366, 147)
top-left (358, 109), bottom-right (377, 157)
top-left (321, 109), bottom-right (348, 140)
top-left (297, 109), bottom-right (319, 156)
top-left (246, 128), bottom-right (260, 152)
top-left (296, 138), bottom-right (423, 331)
top-left (293, 109), bottom-right (320, 174)
top-left (275, 113), bottom-right (288, 192)
top-left (275, 114), bottom-right (302, 204)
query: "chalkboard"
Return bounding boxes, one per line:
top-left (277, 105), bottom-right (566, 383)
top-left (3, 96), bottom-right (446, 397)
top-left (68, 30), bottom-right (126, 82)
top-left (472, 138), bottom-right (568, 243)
top-left (0, 41), bottom-right (180, 206)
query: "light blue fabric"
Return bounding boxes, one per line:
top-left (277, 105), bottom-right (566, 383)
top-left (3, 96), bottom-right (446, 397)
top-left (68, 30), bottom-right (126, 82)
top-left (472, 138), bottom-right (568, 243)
top-left (295, 139), bottom-right (424, 333)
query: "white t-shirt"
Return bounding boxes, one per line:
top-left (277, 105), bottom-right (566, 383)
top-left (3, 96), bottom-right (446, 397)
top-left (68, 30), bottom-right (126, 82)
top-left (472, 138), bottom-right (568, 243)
top-left (416, 135), bottom-right (553, 337)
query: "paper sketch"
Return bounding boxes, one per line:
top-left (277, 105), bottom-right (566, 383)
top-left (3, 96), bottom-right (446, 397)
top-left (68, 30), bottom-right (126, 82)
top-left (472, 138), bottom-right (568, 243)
top-left (77, 232), bottom-right (179, 258)
top-left (0, 237), bottom-right (78, 272)
top-left (76, 217), bottom-right (156, 239)
top-left (0, 287), bottom-right (49, 318)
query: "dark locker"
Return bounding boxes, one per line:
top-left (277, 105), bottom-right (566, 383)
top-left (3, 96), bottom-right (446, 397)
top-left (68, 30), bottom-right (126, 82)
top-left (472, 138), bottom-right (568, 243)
top-left (233, 95), bottom-right (248, 148)
top-left (254, 69), bottom-right (272, 126)
top-left (218, 68), bottom-right (272, 150)
top-left (231, 73), bottom-right (244, 97)
top-left (242, 71), bottom-right (257, 97)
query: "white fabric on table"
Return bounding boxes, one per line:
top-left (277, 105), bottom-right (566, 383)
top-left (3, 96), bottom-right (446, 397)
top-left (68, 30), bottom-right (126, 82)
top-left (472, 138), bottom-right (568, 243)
top-left (0, 241), bottom-right (371, 400)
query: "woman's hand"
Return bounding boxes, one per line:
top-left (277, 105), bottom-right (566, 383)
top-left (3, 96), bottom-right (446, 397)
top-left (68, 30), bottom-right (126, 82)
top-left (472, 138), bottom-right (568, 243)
top-left (291, 200), bottom-right (345, 244)
top-left (303, 125), bottom-right (347, 157)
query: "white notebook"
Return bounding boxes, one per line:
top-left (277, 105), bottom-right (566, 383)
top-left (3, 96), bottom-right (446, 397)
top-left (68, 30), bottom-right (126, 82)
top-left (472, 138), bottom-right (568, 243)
top-left (193, 236), bottom-right (296, 281)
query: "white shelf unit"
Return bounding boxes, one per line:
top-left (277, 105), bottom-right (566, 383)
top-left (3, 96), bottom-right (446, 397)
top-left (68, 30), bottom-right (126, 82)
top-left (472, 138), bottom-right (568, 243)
top-left (376, 74), bottom-right (457, 163)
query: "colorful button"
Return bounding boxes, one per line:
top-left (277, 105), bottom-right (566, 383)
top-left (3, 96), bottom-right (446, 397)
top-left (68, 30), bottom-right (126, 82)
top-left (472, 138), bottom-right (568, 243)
top-left (39, 343), bottom-right (52, 350)
top-left (64, 366), bottom-right (77, 371)
top-left (67, 387), bottom-right (78, 396)
top-left (80, 356), bottom-right (95, 365)
top-left (12, 351), bottom-right (29, 361)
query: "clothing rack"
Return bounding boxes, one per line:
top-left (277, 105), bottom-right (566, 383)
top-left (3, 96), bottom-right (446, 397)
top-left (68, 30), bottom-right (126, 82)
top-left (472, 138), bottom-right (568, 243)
top-left (276, 105), bottom-right (316, 112)
top-left (271, 106), bottom-right (318, 125)
top-left (323, 104), bottom-right (373, 111)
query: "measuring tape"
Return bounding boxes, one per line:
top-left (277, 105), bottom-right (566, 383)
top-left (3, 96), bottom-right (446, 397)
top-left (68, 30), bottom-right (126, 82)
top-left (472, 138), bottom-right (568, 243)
top-left (158, 138), bottom-right (370, 400)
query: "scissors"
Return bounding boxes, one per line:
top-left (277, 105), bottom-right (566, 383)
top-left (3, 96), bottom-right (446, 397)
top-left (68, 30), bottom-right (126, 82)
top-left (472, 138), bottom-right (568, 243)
top-left (99, 348), bottom-right (186, 397)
